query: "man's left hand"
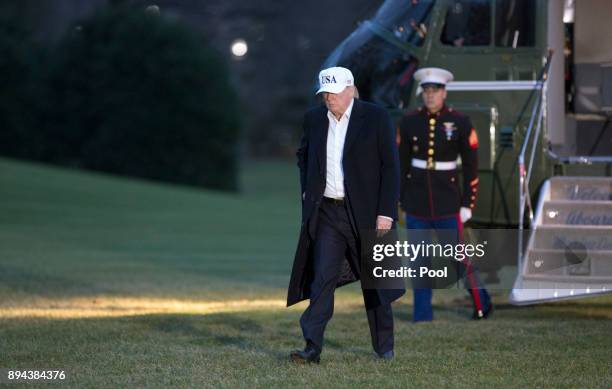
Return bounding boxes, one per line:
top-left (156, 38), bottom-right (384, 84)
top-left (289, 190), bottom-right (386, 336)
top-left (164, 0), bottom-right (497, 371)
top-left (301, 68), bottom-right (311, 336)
top-left (376, 215), bottom-right (393, 237)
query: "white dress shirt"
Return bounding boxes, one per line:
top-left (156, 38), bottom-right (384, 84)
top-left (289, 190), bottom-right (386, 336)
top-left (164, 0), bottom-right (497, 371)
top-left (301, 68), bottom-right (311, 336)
top-left (323, 99), bottom-right (354, 199)
top-left (322, 99), bottom-right (392, 223)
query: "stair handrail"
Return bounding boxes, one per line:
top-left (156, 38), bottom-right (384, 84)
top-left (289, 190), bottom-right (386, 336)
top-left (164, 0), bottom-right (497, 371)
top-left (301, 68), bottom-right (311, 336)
top-left (517, 51), bottom-right (553, 267)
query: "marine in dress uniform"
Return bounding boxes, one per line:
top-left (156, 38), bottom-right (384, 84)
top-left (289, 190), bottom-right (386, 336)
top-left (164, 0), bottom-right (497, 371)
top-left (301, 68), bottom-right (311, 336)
top-left (398, 67), bottom-right (492, 322)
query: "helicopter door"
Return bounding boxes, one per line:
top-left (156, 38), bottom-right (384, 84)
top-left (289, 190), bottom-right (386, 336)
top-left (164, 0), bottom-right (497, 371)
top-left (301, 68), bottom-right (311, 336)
top-left (426, 0), bottom-right (541, 165)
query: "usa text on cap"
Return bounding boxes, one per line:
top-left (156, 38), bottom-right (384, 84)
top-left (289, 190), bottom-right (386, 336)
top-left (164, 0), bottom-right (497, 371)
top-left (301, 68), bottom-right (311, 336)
top-left (316, 67), bottom-right (354, 95)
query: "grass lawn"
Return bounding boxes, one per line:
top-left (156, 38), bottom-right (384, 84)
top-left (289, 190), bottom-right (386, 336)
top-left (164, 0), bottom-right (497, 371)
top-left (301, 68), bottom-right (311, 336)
top-left (0, 157), bottom-right (610, 387)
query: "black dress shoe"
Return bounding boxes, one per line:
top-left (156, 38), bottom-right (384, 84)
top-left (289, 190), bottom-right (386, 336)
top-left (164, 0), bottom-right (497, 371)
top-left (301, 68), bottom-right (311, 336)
top-left (376, 350), bottom-right (394, 360)
top-left (290, 345), bottom-right (321, 364)
top-left (472, 304), bottom-right (493, 320)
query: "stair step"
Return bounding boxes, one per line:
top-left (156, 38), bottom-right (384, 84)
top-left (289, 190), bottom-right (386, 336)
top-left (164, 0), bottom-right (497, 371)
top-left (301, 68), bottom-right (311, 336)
top-left (532, 225), bottom-right (612, 251)
top-left (549, 176), bottom-right (612, 201)
top-left (511, 176), bottom-right (612, 305)
top-left (523, 248), bottom-right (612, 279)
top-left (509, 285), bottom-right (611, 305)
top-left (542, 200), bottom-right (612, 225)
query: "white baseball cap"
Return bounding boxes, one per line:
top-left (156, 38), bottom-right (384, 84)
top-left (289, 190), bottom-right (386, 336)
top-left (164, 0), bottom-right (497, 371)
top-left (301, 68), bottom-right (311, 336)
top-left (414, 67), bottom-right (454, 95)
top-left (316, 66), bottom-right (354, 94)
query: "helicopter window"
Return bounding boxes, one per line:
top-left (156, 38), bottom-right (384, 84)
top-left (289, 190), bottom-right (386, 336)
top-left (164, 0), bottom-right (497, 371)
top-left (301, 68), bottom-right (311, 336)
top-left (440, 0), bottom-right (491, 47)
top-left (495, 0), bottom-right (536, 47)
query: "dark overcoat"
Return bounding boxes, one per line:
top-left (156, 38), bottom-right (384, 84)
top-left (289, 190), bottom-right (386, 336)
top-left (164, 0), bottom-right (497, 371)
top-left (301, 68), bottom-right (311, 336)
top-left (286, 98), bottom-right (405, 309)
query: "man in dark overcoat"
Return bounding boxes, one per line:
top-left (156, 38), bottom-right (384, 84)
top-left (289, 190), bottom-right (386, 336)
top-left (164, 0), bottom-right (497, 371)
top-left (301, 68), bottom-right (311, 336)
top-left (287, 66), bottom-right (404, 363)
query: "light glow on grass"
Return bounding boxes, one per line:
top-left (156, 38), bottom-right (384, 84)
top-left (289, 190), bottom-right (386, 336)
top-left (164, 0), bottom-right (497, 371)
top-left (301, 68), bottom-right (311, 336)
top-left (0, 297), bottom-right (286, 319)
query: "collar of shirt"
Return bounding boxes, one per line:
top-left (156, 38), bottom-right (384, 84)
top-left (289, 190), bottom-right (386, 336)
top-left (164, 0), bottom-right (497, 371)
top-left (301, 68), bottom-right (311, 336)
top-left (327, 98), bottom-right (354, 123)
top-left (423, 104), bottom-right (447, 118)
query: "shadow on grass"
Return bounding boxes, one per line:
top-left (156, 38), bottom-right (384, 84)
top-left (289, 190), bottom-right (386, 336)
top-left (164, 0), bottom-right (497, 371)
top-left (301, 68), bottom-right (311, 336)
top-left (394, 298), bottom-right (612, 322)
top-left (393, 300), bottom-right (485, 322)
top-left (1, 298), bottom-right (611, 373)
top-left (121, 309), bottom-right (391, 360)
top-left (126, 312), bottom-right (292, 361)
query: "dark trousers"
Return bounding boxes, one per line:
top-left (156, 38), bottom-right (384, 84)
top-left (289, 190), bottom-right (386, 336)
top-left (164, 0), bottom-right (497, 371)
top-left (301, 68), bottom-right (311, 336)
top-left (405, 214), bottom-right (491, 322)
top-left (300, 200), bottom-right (394, 354)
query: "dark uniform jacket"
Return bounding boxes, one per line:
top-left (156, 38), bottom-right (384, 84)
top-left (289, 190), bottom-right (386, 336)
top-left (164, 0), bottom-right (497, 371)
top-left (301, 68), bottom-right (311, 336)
top-left (398, 105), bottom-right (479, 219)
top-left (287, 98), bottom-right (405, 308)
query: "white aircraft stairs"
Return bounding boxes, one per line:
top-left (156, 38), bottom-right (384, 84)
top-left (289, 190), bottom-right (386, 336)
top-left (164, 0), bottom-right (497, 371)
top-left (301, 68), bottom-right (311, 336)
top-left (509, 53), bottom-right (612, 304)
top-left (510, 176), bottom-right (612, 304)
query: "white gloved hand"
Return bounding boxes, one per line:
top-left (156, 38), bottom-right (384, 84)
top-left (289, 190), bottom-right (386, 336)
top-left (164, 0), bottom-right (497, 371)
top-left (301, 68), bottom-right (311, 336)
top-left (459, 207), bottom-right (472, 224)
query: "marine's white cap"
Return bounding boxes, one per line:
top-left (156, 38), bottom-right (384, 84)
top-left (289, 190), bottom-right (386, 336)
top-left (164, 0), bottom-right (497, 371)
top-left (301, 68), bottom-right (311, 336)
top-left (414, 67), bottom-right (454, 95)
top-left (316, 66), bottom-right (354, 94)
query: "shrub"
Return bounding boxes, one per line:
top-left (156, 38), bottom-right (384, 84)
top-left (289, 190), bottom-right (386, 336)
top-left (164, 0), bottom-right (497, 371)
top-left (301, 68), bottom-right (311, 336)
top-left (0, 13), bottom-right (44, 159)
top-left (43, 5), bottom-right (240, 190)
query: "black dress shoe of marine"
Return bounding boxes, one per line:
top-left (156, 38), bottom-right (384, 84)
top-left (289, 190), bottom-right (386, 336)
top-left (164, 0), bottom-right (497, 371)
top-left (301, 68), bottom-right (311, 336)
top-left (376, 350), bottom-right (394, 360)
top-left (472, 304), bottom-right (493, 320)
top-left (290, 345), bottom-right (321, 364)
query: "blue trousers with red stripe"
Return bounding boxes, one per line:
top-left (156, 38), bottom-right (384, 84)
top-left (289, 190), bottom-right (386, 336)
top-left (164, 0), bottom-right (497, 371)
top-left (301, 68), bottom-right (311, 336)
top-left (405, 214), bottom-right (491, 322)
